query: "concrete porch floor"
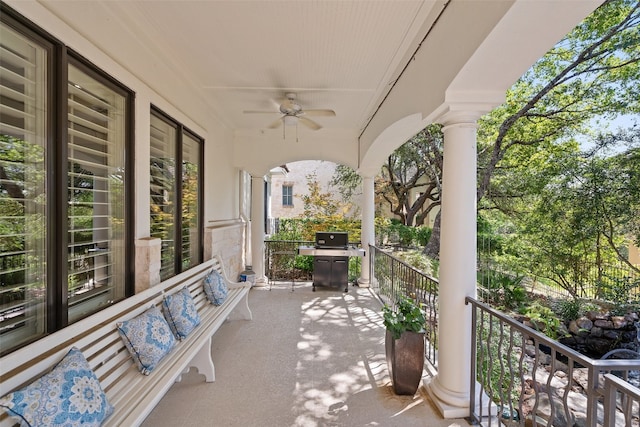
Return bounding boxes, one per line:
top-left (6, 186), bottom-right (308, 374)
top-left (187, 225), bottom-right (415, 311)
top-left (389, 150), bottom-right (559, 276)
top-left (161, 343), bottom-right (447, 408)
top-left (141, 282), bottom-right (469, 427)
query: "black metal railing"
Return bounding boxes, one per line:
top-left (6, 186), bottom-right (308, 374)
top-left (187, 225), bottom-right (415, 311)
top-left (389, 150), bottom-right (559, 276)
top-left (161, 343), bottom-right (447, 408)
top-left (467, 297), bottom-right (640, 427)
top-left (369, 246), bottom-right (640, 425)
top-left (264, 240), bottom-right (363, 282)
top-left (371, 245), bottom-right (439, 367)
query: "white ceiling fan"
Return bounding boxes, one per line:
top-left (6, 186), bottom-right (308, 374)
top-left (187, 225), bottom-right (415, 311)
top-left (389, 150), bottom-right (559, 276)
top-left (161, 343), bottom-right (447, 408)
top-left (243, 92), bottom-right (335, 130)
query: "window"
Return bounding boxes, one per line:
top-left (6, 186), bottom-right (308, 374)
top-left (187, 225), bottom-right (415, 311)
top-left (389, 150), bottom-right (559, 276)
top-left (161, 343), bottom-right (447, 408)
top-left (0, 7), bottom-right (133, 355)
top-left (0, 16), bottom-right (49, 352)
top-left (66, 61), bottom-right (129, 323)
top-left (282, 185), bottom-right (293, 206)
top-left (150, 108), bottom-right (203, 281)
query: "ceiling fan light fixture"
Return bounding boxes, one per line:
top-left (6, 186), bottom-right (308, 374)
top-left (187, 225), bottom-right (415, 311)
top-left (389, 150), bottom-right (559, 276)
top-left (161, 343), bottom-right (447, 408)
top-left (284, 115), bottom-right (298, 127)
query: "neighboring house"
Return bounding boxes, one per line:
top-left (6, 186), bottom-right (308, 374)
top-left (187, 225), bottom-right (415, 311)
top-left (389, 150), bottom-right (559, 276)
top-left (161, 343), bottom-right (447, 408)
top-left (268, 160), bottom-right (362, 220)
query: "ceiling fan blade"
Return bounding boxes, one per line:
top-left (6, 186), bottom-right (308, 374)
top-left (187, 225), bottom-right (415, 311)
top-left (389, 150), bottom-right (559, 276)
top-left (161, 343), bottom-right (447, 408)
top-left (243, 110), bottom-right (281, 114)
top-left (303, 109), bottom-right (336, 117)
top-left (268, 117), bottom-right (284, 129)
top-left (299, 116), bottom-right (321, 130)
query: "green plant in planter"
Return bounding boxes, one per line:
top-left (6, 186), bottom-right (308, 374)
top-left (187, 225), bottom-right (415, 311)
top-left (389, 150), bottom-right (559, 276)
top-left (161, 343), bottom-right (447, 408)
top-left (383, 297), bottom-right (426, 339)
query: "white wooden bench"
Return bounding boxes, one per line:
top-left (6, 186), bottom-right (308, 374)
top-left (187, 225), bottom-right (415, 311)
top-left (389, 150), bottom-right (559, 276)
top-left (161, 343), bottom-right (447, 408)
top-left (0, 255), bottom-right (252, 427)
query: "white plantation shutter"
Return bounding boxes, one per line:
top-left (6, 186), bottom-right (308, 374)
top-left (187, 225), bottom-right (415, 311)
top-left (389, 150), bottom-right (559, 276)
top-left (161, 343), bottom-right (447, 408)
top-left (181, 131), bottom-right (201, 270)
top-left (150, 110), bottom-right (202, 280)
top-left (66, 64), bottom-right (126, 323)
top-left (150, 113), bottom-right (177, 280)
top-left (0, 22), bottom-right (48, 350)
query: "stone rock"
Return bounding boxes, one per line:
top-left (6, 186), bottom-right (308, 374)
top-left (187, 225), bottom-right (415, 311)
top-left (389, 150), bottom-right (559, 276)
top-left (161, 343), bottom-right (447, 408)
top-left (525, 344), bottom-right (537, 358)
top-left (586, 311), bottom-right (607, 321)
top-left (586, 337), bottom-right (614, 355)
top-left (590, 326), bottom-right (603, 337)
top-left (538, 353), bottom-right (552, 365)
top-left (603, 330), bottom-right (620, 340)
top-left (594, 319), bottom-right (613, 329)
top-left (576, 317), bottom-right (594, 330)
top-left (612, 316), bottom-right (627, 329)
top-left (523, 394), bottom-right (574, 427)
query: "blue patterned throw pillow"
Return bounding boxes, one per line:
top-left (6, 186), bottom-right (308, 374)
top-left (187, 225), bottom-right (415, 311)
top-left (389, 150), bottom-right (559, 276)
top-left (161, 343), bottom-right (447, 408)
top-left (162, 286), bottom-right (201, 340)
top-left (0, 347), bottom-right (113, 427)
top-left (117, 305), bottom-right (176, 375)
top-left (203, 269), bottom-right (228, 306)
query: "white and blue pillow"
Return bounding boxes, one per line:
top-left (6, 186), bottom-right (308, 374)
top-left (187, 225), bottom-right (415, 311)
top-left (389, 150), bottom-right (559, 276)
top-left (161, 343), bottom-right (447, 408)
top-left (162, 286), bottom-right (201, 340)
top-left (203, 269), bottom-right (228, 306)
top-left (0, 347), bottom-right (113, 427)
top-left (117, 305), bottom-right (176, 375)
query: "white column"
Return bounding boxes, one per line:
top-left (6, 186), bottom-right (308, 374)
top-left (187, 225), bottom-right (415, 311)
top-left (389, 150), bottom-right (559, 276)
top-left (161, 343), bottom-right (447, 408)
top-left (251, 175), bottom-right (267, 286)
top-left (358, 176), bottom-right (375, 287)
top-left (426, 114), bottom-right (479, 418)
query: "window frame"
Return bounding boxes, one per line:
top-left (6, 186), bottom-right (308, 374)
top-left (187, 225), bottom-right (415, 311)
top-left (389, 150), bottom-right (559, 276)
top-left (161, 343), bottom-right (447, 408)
top-left (150, 106), bottom-right (204, 279)
top-left (282, 184), bottom-right (293, 207)
top-left (0, 4), bottom-right (135, 355)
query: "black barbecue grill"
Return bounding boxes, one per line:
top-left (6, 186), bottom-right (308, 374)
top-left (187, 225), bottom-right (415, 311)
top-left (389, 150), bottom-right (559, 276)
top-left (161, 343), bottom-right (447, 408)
top-left (298, 232), bottom-right (365, 292)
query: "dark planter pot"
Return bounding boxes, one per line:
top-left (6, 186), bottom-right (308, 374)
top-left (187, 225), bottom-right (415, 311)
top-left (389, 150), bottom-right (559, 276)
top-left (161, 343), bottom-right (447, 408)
top-left (385, 329), bottom-right (425, 395)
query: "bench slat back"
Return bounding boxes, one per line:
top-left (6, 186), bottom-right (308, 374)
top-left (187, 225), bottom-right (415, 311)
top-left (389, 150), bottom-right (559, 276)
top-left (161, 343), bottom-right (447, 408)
top-left (0, 257), bottom-right (227, 396)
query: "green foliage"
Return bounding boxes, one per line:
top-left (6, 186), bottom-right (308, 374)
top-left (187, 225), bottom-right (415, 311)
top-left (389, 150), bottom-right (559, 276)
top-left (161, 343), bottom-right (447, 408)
top-left (382, 297), bottom-right (426, 340)
top-left (293, 255), bottom-right (313, 273)
top-left (555, 298), bottom-right (584, 321)
top-left (273, 217), bottom-right (361, 243)
top-left (476, 318), bottom-right (524, 406)
top-left (348, 256), bottom-right (362, 281)
top-left (474, 1), bottom-right (640, 301)
top-left (394, 250), bottom-right (435, 277)
top-left (374, 124), bottom-right (443, 230)
top-left (415, 226), bottom-right (432, 247)
top-left (521, 302), bottom-right (564, 340)
top-left (609, 302), bottom-right (640, 316)
top-left (375, 219), bottom-right (433, 248)
top-left (597, 275), bottom-right (640, 307)
top-left (279, 173), bottom-right (363, 243)
top-left (478, 270), bottom-right (527, 311)
top-left (330, 164), bottom-right (362, 203)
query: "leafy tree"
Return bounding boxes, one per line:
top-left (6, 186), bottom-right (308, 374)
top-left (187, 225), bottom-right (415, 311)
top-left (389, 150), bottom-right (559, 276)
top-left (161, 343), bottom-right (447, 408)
top-left (377, 124), bottom-right (443, 228)
top-left (479, 0), bottom-right (640, 206)
top-left (475, 0), bottom-right (640, 292)
top-left (330, 1), bottom-right (640, 270)
top-left (491, 126), bottom-right (640, 298)
top-left (330, 164), bottom-right (362, 204)
top-left (296, 172), bottom-right (361, 242)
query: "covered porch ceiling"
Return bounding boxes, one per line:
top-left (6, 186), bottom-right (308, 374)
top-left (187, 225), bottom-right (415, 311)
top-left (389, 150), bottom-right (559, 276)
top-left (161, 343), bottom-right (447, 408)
top-left (32, 0), bottom-right (602, 175)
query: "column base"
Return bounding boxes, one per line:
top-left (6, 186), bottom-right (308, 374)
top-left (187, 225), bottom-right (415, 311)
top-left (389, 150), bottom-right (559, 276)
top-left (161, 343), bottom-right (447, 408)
top-left (424, 376), bottom-right (470, 418)
top-left (424, 376), bottom-right (498, 419)
top-left (356, 277), bottom-right (370, 288)
top-left (252, 277), bottom-right (268, 287)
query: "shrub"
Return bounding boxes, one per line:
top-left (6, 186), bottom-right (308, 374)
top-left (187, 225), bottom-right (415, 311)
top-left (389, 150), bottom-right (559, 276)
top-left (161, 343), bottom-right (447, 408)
top-left (382, 296), bottom-right (426, 339)
top-left (478, 270), bottom-right (526, 311)
top-left (521, 302), bottom-right (563, 339)
top-left (415, 226), bottom-right (432, 246)
top-left (554, 298), bottom-right (583, 321)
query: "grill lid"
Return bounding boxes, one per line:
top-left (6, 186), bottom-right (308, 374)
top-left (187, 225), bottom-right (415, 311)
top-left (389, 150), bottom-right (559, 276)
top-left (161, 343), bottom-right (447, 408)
top-left (315, 232), bottom-right (348, 249)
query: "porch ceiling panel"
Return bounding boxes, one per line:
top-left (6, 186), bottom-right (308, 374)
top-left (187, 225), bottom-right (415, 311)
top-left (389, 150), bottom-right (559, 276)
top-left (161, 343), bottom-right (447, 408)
top-left (28, 0), bottom-right (603, 175)
top-left (37, 0), bottom-right (439, 133)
